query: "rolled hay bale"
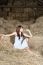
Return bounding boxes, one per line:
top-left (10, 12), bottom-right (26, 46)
top-left (29, 36), bottom-right (43, 53)
top-left (0, 36), bottom-right (13, 50)
top-left (30, 16), bottom-right (43, 36)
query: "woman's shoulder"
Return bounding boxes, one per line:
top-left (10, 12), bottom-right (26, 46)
top-left (14, 32), bottom-right (17, 36)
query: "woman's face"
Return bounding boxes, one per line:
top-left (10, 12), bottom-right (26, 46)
top-left (19, 27), bottom-right (23, 36)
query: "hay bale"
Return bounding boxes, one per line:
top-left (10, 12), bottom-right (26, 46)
top-left (30, 16), bottom-right (43, 36)
top-left (0, 36), bottom-right (13, 49)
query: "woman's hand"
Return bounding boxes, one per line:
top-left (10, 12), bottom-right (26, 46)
top-left (0, 34), bottom-right (4, 39)
top-left (25, 29), bottom-right (33, 37)
top-left (26, 29), bottom-right (31, 32)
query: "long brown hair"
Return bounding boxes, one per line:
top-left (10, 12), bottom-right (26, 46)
top-left (16, 25), bottom-right (24, 39)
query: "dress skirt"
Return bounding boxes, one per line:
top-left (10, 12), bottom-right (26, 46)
top-left (13, 36), bottom-right (29, 49)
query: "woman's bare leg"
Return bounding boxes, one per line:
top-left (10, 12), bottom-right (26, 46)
top-left (23, 47), bottom-right (40, 58)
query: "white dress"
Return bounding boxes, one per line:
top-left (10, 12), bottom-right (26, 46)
top-left (13, 36), bottom-right (29, 49)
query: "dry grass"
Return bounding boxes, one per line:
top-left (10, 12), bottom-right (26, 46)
top-left (0, 36), bottom-right (43, 65)
top-left (0, 16), bottom-right (43, 65)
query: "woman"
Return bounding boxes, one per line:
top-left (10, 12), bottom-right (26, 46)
top-left (3, 25), bottom-right (32, 49)
top-left (0, 26), bottom-right (40, 57)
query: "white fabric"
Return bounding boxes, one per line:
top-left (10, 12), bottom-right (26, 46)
top-left (13, 36), bottom-right (29, 49)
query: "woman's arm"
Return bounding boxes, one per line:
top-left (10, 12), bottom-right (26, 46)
top-left (24, 29), bottom-right (32, 38)
top-left (0, 34), bottom-right (4, 39)
top-left (4, 32), bottom-right (16, 37)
